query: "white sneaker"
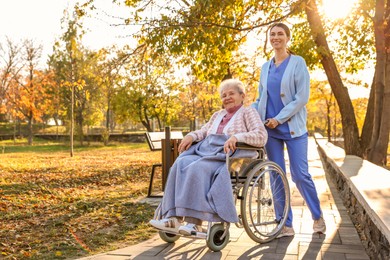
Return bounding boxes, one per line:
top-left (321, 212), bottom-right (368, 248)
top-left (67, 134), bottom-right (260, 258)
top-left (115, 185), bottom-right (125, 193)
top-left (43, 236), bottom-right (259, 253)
top-left (149, 218), bottom-right (182, 233)
top-left (276, 226), bottom-right (295, 238)
top-left (178, 223), bottom-right (201, 236)
top-left (313, 216), bottom-right (326, 233)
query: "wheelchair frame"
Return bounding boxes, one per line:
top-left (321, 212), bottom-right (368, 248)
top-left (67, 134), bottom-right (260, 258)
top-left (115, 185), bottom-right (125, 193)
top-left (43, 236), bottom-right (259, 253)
top-left (153, 143), bottom-right (291, 252)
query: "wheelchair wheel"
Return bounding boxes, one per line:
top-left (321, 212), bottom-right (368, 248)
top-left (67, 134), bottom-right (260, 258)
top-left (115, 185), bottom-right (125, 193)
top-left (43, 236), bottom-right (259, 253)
top-left (159, 231), bottom-right (180, 243)
top-left (240, 161), bottom-right (290, 243)
top-left (206, 224), bottom-right (230, 252)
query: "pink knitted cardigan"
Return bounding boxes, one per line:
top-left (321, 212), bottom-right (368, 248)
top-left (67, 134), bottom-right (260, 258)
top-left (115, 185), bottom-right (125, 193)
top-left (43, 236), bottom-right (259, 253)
top-left (187, 106), bottom-right (267, 147)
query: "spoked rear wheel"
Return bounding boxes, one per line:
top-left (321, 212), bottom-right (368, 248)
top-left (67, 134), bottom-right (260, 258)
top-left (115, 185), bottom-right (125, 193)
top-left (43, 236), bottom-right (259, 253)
top-left (240, 161), bottom-right (290, 243)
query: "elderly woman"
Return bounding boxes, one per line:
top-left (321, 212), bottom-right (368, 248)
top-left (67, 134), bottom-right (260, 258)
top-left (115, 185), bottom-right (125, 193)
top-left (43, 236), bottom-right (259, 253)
top-left (150, 78), bottom-right (268, 236)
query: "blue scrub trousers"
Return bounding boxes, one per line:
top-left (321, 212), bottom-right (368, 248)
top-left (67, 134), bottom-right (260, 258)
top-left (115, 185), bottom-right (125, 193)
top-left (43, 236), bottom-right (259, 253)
top-left (265, 134), bottom-right (322, 227)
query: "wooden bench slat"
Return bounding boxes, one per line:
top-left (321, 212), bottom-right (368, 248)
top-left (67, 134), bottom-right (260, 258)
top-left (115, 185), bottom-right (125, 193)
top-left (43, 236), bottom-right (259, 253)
top-left (145, 131), bottom-right (183, 151)
top-left (145, 129), bottom-right (184, 197)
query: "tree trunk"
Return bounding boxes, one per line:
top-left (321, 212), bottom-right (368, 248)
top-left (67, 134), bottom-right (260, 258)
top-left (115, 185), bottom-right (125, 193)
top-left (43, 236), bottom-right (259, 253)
top-left (139, 108), bottom-right (152, 132)
top-left (54, 117), bottom-right (59, 140)
top-left (70, 56), bottom-right (75, 157)
top-left (190, 118), bottom-right (196, 131)
top-left (27, 115), bottom-right (33, 145)
top-left (372, 66), bottom-right (390, 165)
top-left (17, 119), bottom-right (21, 136)
top-left (13, 118), bottom-right (16, 144)
top-left (163, 95), bottom-right (170, 124)
top-left (326, 97), bottom-right (331, 142)
top-left (77, 109), bottom-right (84, 146)
top-left (156, 116), bottom-right (162, 131)
top-left (360, 78), bottom-right (375, 157)
top-left (106, 108), bottom-right (110, 129)
top-left (368, 0), bottom-right (390, 165)
top-left (106, 98), bottom-right (110, 130)
top-left (368, 0), bottom-right (385, 161)
top-left (305, 0), bottom-right (362, 156)
top-left (141, 120), bottom-right (152, 132)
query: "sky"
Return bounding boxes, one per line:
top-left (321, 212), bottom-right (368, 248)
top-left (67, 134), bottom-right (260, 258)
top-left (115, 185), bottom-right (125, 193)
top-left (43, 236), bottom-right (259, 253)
top-left (0, 0), bottom-right (131, 67)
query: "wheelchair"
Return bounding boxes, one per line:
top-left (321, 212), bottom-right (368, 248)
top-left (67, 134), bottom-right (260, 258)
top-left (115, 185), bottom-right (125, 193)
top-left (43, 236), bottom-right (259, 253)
top-left (152, 143), bottom-right (290, 252)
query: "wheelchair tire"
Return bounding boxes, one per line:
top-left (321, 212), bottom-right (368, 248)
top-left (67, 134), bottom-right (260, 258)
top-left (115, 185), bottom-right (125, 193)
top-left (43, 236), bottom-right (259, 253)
top-left (206, 224), bottom-right (230, 252)
top-left (240, 161), bottom-right (290, 243)
top-left (159, 231), bottom-right (180, 243)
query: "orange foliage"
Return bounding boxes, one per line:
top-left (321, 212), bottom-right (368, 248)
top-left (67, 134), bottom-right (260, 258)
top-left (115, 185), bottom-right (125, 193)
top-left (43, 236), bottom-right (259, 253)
top-left (7, 70), bottom-right (57, 122)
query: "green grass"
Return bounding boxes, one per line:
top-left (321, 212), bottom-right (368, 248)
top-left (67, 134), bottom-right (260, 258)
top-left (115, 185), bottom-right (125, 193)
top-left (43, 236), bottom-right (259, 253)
top-left (0, 138), bottom-right (146, 153)
top-left (0, 140), bottom-right (161, 259)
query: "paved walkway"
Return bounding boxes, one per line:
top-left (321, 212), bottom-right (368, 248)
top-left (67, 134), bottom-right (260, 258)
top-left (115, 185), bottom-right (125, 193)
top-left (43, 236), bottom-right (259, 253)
top-left (79, 138), bottom-right (369, 259)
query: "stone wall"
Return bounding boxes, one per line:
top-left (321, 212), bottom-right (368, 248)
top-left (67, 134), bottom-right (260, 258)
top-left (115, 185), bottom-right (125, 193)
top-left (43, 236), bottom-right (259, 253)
top-left (315, 139), bottom-right (390, 260)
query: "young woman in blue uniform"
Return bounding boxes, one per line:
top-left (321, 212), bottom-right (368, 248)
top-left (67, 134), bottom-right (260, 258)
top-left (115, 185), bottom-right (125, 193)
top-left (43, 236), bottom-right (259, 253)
top-left (252, 23), bottom-right (326, 237)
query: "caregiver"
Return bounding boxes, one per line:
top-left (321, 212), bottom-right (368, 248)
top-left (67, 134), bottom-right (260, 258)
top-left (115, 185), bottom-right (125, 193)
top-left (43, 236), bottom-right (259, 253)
top-left (252, 22), bottom-right (326, 238)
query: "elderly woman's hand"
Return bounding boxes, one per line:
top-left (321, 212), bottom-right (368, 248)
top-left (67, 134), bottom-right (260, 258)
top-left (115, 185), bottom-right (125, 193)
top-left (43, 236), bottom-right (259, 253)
top-left (224, 136), bottom-right (238, 153)
top-left (178, 135), bottom-right (194, 153)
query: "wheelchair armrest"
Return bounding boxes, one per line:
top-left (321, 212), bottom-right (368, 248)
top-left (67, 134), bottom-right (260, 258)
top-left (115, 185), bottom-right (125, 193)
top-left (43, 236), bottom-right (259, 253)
top-left (229, 143), bottom-right (265, 161)
top-left (236, 142), bottom-right (264, 151)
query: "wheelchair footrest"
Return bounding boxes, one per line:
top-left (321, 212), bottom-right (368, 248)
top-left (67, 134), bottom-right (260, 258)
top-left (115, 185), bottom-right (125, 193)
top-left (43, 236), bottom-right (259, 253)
top-left (190, 231), bottom-right (207, 239)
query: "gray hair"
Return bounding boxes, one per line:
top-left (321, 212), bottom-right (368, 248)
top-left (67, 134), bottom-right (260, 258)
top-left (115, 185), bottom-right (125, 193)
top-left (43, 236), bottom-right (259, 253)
top-left (219, 79), bottom-right (245, 96)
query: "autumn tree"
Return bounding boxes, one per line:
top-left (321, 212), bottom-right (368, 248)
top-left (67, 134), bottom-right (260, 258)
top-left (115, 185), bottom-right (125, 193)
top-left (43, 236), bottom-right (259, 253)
top-left (6, 40), bottom-right (55, 145)
top-left (78, 0), bottom-right (389, 165)
top-left (302, 0), bottom-right (389, 165)
top-left (49, 11), bottom-right (106, 147)
top-left (49, 12), bottom-right (82, 153)
top-left (177, 76), bottom-right (216, 131)
top-left (112, 45), bottom-right (183, 131)
top-left (177, 50), bottom-right (261, 131)
top-left (96, 46), bottom-right (136, 132)
top-left (307, 80), bottom-right (333, 140)
top-left (0, 38), bottom-right (22, 123)
top-left (78, 0), bottom-right (263, 116)
top-left (306, 78), bottom-right (365, 144)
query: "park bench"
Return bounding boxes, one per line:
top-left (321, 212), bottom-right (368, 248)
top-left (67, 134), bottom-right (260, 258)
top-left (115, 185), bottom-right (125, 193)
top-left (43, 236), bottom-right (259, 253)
top-left (145, 127), bottom-right (183, 197)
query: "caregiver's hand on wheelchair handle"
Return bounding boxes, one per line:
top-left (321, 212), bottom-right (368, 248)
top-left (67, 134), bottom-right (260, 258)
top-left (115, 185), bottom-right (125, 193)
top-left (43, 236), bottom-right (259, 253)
top-left (224, 136), bottom-right (238, 153)
top-left (178, 135), bottom-right (194, 153)
top-left (264, 118), bottom-right (279, 129)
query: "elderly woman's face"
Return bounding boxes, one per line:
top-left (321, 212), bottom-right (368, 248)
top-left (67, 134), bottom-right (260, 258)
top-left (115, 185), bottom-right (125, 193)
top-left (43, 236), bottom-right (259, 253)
top-left (221, 86), bottom-right (245, 109)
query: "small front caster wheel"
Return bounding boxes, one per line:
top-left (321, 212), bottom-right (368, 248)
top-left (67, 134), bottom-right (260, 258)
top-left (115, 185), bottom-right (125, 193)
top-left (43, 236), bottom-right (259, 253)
top-left (159, 231), bottom-right (180, 243)
top-left (206, 224), bottom-right (230, 252)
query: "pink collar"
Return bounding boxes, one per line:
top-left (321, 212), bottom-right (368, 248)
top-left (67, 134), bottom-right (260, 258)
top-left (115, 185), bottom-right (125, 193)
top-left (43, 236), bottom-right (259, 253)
top-left (226, 104), bottom-right (242, 114)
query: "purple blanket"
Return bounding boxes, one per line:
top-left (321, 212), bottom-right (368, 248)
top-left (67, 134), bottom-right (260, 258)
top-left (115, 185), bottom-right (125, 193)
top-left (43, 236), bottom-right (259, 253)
top-left (160, 134), bottom-right (256, 223)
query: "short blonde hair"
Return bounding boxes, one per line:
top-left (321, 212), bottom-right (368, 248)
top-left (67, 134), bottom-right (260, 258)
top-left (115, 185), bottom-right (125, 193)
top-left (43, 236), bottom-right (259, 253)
top-left (219, 78), bottom-right (245, 96)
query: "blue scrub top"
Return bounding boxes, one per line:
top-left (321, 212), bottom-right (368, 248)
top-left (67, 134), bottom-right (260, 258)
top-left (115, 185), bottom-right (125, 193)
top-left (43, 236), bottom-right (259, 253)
top-left (266, 55), bottom-right (292, 139)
